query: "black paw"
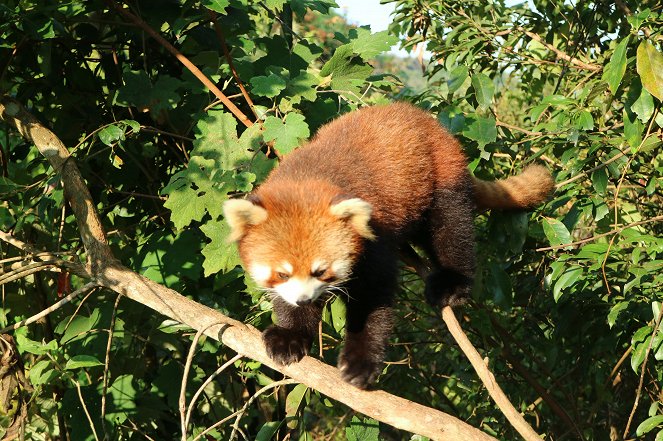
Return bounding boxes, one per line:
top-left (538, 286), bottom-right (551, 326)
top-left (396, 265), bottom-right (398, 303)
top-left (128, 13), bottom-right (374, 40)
top-left (262, 326), bottom-right (311, 365)
top-left (337, 346), bottom-right (382, 389)
top-left (425, 269), bottom-right (473, 308)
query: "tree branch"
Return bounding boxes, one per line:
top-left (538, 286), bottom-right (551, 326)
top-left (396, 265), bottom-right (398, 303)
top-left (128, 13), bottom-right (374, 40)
top-left (0, 96), bottom-right (499, 440)
top-left (518, 27), bottom-right (601, 71)
top-left (401, 246), bottom-right (542, 441)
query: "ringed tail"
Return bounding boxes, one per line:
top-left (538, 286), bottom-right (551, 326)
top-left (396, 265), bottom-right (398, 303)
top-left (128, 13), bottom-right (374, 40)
top-left (472, 164), bottom-right (554, 210)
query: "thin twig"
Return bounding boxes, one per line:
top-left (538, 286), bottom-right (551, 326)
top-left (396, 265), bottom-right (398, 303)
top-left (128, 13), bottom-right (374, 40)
top-left (183, 353), bottom-right (243, 434)
top-left (104, 0), bottom-right (253, 128)
top-left (208, 10), bottom-right (258, 119)
top-left (401, 246), bottom-right (542, 441)
top-left (180, 322), bottom-right (224, 441)
top-left (0, 282), bottom-right (99, 333)
top-left (100, 293), bottom-right (122, 439)
top-left (75, 380), bottom-right (101, 441)
top-left (518, 27), bottom-right (601, 71)
top-left (229, 379), bottom-right (298, 441)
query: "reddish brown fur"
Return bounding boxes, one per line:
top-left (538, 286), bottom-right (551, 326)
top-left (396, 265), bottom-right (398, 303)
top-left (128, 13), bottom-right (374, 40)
top-left (263, 102), bottom-right (468, 234)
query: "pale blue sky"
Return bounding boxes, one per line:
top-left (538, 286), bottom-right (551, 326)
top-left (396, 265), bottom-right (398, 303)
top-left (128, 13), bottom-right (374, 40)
top-left (334, 0), bottom-right (395, 32)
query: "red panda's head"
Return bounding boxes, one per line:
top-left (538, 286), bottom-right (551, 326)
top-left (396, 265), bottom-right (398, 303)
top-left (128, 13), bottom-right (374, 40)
top-left (223, 183), bottom-right (374, 306)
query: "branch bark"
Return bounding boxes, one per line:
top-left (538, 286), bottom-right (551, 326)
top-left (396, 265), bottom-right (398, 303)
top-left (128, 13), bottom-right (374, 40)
top-left (0, 95), bottom-right (499, 440)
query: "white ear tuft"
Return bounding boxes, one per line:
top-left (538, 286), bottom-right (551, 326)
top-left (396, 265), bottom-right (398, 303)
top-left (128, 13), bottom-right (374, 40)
top-left (223, 198), bottom-right (268, 242)
top-left (329, 198), bottom-right (375, 240)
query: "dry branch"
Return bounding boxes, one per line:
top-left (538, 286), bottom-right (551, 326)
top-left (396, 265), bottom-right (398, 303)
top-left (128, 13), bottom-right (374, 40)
top-left (0, 95), bottom-right (499, 440)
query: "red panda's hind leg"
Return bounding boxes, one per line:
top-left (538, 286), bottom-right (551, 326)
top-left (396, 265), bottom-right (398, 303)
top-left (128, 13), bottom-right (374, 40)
top-left (423, 180), bottom-right (476, 307)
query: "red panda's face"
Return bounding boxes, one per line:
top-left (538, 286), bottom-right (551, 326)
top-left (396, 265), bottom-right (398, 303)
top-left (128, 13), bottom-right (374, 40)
top-left (223, 195), bottom-right (375, 306)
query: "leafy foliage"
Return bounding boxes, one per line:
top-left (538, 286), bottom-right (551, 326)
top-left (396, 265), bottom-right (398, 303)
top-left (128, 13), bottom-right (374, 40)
top-left (0, 0), bottom-right (661, 440)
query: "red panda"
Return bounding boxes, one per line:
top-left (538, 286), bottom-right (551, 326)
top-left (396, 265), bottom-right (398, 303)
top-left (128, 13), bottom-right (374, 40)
top-left (223, 102), bottom-right (553, 389)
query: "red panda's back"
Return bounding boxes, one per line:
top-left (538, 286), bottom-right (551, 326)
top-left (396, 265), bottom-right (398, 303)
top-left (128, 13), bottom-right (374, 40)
top-left (265, 103), bottom-right (468, 234)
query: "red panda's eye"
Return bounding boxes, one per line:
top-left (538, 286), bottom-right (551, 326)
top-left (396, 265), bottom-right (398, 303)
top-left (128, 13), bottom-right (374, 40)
top-left (311, 268), bottom-right (326, 278)
top-left (276, 272), bottom-right (290, 281)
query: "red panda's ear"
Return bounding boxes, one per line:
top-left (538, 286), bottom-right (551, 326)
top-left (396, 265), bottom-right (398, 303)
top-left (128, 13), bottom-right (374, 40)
top-left (329, 198), bottom-right (375, 240)
top-left (223, 198), bottom-right (268, 242)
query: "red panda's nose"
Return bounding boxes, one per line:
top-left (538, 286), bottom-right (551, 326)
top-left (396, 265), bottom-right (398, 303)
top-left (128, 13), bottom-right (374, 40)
top-left (296, 298), bottom-right (312, 306)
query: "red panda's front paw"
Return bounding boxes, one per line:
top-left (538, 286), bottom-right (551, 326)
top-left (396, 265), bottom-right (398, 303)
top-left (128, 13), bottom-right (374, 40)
top-left (262, 325), bottom-right (311, 365)
top-left (337, 348), bottom-right (382, 390)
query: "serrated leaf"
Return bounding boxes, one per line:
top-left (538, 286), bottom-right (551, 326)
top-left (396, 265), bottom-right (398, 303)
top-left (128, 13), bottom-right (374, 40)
top-left (471, 73), bottom-right (494, 109)
top-left (98, 125), bottom-right (124, 147)
top-left (602, 37), bottom-right (629, 94)
top-left (263, 113), bottom-right (310, 154)
top-left (462, 116), bottom-right (496, 148)
top-left (346, 416), bottom-right (379, 441)
top-left (250, 73), bottom-right (287, 98)
top-left (65, 355), bottom-right (103, 370)
top-left (200, 220), bottom-right (241, 276)
top-left (542, 217), bottom-right (572, 247)
top-left (202, 0), bottom-right (230, 13)
top-left (286, 72), bottom-right (318, 104)
top-left (637, 41), bottom-right (663, 101)
top-left (320, 44), bottom-right (373, 95)
top-left (347, 29), bottom-right (398, 59)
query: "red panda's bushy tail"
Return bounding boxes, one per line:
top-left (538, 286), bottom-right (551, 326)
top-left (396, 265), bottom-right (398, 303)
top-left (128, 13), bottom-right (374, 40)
top-left (472, 164), bottom-right (554, 210)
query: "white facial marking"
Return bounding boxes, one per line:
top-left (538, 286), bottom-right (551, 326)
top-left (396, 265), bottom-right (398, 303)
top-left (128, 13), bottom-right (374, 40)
top-left (331, 259), bottom-right (351, 279)
top-left (249, 263), bottom-right (272, 284)
top-left (311, 259), bottom-right (327, 274)
top-left (275, 276), bottom-right (325, 306)
top-left (278, 262), bottom-right (293, 274)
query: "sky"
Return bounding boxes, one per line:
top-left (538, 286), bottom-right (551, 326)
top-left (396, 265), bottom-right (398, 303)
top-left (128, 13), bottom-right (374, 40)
top-left (333, 0), bottom-right (396, 33)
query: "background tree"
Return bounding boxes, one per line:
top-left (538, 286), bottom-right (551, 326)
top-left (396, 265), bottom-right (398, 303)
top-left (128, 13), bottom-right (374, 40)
top-left (0, 0), bottom-right (661, 440)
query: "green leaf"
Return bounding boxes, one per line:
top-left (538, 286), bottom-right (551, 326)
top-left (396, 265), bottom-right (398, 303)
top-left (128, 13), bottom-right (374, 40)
top-left (320, 44), bottom-right (373, 95)
top-left (632, 326), bottom-right (652, 372)
top-left (602, 37), bottom-right (629, 94)
top-left (65, 355), bottom-right (104, 370)
top-left (200, 219), bottom-right (241, 276)
top-left (637, 41), bottom-right (663, 101)
top-left (346, 29), bottom-right (398, 59)
top-left (631, 84), bottom-right (655, 123)
top-left (263, 113), bottom-right (310, 154)
top-left (471, 73), bottom-right (494, 109)
top-left (637, 416), bottom-right (663, 436)
top-left (202, 0), bottom-right (230, 13)
top-left (553, 267), bottom-right (582, 302)
top-left (607, 302), bottom-right (629, 328)
top-left (591, 168), bottom-right (608, 194)
top-left (330, 296), bottom-right (346, 333)
top-left (623, 109), bottom-right (644, 150)
top-left (98, 125), bottom-right (124, 147)
top-left (251, 73), bottom-right (287, 98)
top-left (286, 72), bottom-right (319, 104)
top-left (447, 65), bottom-right (468, 94)
top-left (256, 421), bottom-right (281, 441)
top-left (542, 217), bottom-right (572, 247)
top-left (574, 110), bottom-right (594, 131)
top-left (346, 416), bottom-right (379, 441)
top-left (264, 0), bottom-right (287, 10)
top-left (462, 116), bottom-right (496, 149)
top-left (285, 384), bottom-right (307, 421)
